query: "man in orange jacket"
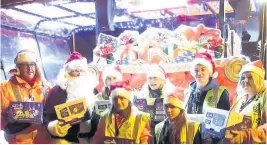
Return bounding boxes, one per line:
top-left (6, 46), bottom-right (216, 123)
top-left (0, 50), bottom-right (51, 144)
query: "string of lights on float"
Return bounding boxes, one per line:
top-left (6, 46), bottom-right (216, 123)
top-left (1, 0), bottom-right (238, 41)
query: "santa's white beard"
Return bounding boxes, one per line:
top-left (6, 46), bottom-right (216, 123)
top-left (63, 75), bottom-right (97, 111)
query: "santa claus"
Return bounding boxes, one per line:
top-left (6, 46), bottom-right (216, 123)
top-left (43, 52), bottom-right (98, 144)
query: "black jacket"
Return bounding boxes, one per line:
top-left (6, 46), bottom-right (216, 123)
top-left (186, 78), bottom-right (230, 114)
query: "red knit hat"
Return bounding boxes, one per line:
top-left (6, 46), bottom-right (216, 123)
top-left (65, 52), bottom-right (87, 73)
top-left (239, 60), bottom-right (265, 79)
top-left (191, 52), bottom-right (216, 77)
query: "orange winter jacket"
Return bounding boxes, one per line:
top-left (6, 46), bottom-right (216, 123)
top-left (0, 76), bottom-right (51, 144)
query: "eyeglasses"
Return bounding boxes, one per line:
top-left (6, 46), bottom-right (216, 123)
top-left (18, 63), bottom-right (36, 68)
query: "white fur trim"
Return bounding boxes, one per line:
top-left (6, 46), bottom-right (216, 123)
top-left (191, 58), bottom-right (213, 75)
top-left (56, 69), bottom-right (68, 90)
top-left (47, 120), bottom-right (70, 137)
top-left (110, 88), bottom-right (132, 102)
top-left (65, 58), bottom-right (87, 73)
top-left (16, 51), bottom-right (37, 64)
top-left (147, 71), bottom-right (165, 80)
top-left (47, 120), bottom-right (61, 137)
top-left (239, 65), bottom-right (265, 78)
top-left (213, 72), bottom-right (218, 78)
top-left (102, 66), bottom-right (122, 85)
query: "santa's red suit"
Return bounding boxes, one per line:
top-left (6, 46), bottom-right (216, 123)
top-left (43, 52), bottom-right (98, 143)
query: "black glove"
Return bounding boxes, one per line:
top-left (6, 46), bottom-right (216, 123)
top-left (4, 122), bottom-right (31, 135)
top-left (91, 111), bottom-right (100, 130)
top-left (86, 110), bottom-right (100, 139)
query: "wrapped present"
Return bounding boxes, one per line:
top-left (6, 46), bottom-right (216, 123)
top-left (201, 107), bottom-right (230, 139)
top-left (201, 107), bottom-right (252, 141)
top-left (7, 102), bottom-right (43, 124)
top-left (117, 30), bottom-right (139, 46)
top-left (134, 98), bottom-right (147, 112)
top-left (223, 112), bottom-right (252, 143)
top-left (94, 100), bottom-right (112, 115)
top-left (134, 98), bottom-right (166, 122)
top-left (154, 98), bottom-right (166, 121)
top-left (54, 98), bottom-right (87, 125)
top-left (97, 33), bottom-right (118, 50)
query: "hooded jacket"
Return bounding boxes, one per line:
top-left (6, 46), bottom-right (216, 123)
top-left (185, 78), bottom-right (230, 114)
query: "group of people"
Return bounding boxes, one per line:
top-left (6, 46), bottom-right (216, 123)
top-left (0, 49), bottom-right (266, 144)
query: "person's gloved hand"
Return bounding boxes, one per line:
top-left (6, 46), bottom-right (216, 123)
top-left (230, 130), bottom-right (248, 143)
top-left (47, 120), bottom-right (71, 137)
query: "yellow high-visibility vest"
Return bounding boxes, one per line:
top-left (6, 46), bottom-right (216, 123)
top-left (155, 120), bottom-right (200, 144)
top-left (231, 90), bottom-right (267, 128)
top-left (185, 86), bottom-right (226, 114)
top-left (100, 107), bottom-right (150, 144)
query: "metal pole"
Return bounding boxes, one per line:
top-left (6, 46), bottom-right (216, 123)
top-left (260, 1), bottom-right (266, 63)
top-left (219, 0), bottom-right (225, 38)
top-left (95, 1), bottom-right (100, 45)
top-left (72, 33), bottom-right (76, 52)
top-left (34, 34), bottom-right (47, 80)
top-left (219, 0), bottom-right (226, 57)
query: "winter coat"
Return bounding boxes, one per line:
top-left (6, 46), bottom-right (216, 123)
top-left (184, 78), bottom-right (230, 144)
top-left (185, 78), bottom-right (230, 114)
top-left (0, 76), bottom-right (51, 144)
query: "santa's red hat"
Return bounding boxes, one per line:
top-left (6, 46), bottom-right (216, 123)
top-left (64, 52), bottom-right (87, 73)
top-left (102, 65), bottom-right (123, 85)
top-left (191, 52), bottom-right (216, 77)
top-left (110, 81), bottom-right (132, 102)
top-left (147, 64), bottom-right (166, 80)
top-left (239, 60), bottom-right (265, 79)
top-left (164, 92), bottom-right (185, 110)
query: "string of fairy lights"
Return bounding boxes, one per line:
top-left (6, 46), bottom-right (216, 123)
top-left (1, 0), bottom-right (233, 40)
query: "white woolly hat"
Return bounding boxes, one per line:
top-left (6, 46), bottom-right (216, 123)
top-left (102, 65), bottom-right (123, 84)
top-left (64, 52), bottom-right (87, 73)
top-left (110, 81), bottom-right (132, 102)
